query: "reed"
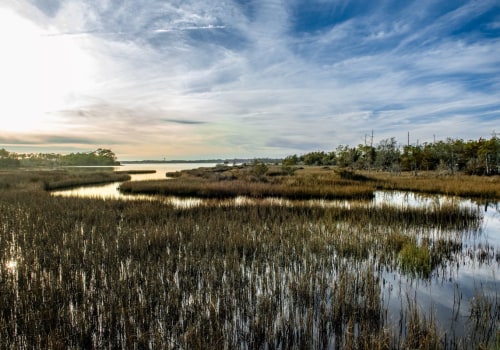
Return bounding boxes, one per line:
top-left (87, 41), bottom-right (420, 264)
top-left (119, 177), bottom-right (376, 200)
top-left (0, 169), bottom-right (130, 192)
top-left (0, 169), bottom-right (496, 348)
top-left (468, 287), bottom-right (500, 348)
top-left (43, 172), bottom-right (130, 190)
top-left (371, 171), bottom-right (500, 199)
top-left (122, 165), bottom-right (500, 201)
top-left (401, 297), bottom-right (443, 349)
top-left (122, 165), bottom-right (377, 200)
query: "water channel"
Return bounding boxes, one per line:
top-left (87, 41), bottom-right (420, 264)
top-left (51, 163), bottom-right (500, 338)
top-left (52, 163), bottom-right (216, 203)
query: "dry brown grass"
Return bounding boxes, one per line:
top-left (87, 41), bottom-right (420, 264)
top-left (0, 169), bottom-right (130, 192)
top-left (368, 171), bottom-right (500, 199)
top-left (0, 188), bottom-right (491, 348)
top-left (121, 165), bottom-right (376, 200)
top-left (122, 165), bottom-right (500, 201)
top-left (0, 166), bottom-right (497, 348)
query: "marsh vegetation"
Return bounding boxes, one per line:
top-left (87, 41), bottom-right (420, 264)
top-left (1, 166), bottom-right (499, 348)
top-left (120, 164), bottom-right (500, 201)
top-left (0, 168), bottom-right (130, 192)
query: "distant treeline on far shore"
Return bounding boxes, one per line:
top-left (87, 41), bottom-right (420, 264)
top-left (0, 148), bottom-right (119, 168)
top-left (121, 158), bottom-right (283, 165)
top-left (285, 135), bottom-right (500, 175)
top-left (1, 134), bottom-right (499, 175)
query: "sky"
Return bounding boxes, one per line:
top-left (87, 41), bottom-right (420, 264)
top-left (0, 0), bottom-right (499, 160)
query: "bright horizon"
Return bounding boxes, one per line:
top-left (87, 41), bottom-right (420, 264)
top-left (1, 1), bottom-right (499, 161)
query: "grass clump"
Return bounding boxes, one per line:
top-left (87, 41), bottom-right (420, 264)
top-left (398, 237), bottom-right (464, 278)
top-left (402, 298), bottom-right (444, 350)
top-left (399, 241), bottom-right (433, 277)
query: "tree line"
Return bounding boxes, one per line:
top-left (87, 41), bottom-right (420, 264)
top-left (3, 136), bottom-right (500, 175)
top-left (0, 148), bottom-right (119, 168)
top-left (283, 135), bottom-right (500, 175)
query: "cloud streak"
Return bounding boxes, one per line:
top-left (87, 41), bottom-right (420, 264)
top-left (1, 0), bottom-right (499, 159)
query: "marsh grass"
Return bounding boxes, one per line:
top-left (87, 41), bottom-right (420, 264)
top-left (0, 168), bottom-right (498, 348)
top-left (399, 241), bottom-right (433, 277)
top-left (119, 177), bottom-right (376, 200)
top-left (122, 165), bottom-right (500, 202)
top-left (43, 172), bottom-right (131, 190)
top-left (0, 185), bottom-right (495, 348)
top-left (0, 169), bottom-right (130, 192)
top-left (468, 287), bottom-right (500, 347)
top-left (122, 165), bottom-right (378, 200)
top-left (371, 171), bottom-right (500, 199)
top-left (402, 297), bottom-right (443, 349)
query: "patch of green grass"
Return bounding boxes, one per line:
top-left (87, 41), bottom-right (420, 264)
top-left (400, 241), bottom-right (433, 277)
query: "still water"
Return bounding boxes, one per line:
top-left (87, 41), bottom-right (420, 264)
top-left (51, 163), bottom-right (216, 203)
top-left (51, 164), bottom-right (500, 335)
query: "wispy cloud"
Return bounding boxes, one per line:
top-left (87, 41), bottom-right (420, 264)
top-left (1, 0), bottom-right (499, 159)
top-left (160, 118), bottom-right (207, 125)
top-left (153, 25), bottom-right (226, 33)
top-left (0, 133), bottom-right (104, 146)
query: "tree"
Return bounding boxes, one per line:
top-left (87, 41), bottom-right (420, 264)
top-left (303, 151), bottom-right (328, 166)
top-left (401, 145), bottom-right (423, 173)
top-left (375, 138), bottom-right (400, 170)
top-left (476, 137), bottom-right (500, 175)
top-left (356, 144), bottom-right (376, 170)
top-left (0, 149), bottom-right (20, 168)
top-left (94, 148), bottom-right (118, 164)
top-left (336, 145), bottom-right (360, 168)
top-left (283, 154), bottom-right (299, 166)
top-left (59, 149), bottom-right (119, 166)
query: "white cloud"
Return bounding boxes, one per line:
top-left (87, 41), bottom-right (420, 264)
top-left (1, 0), bottom-right (499, 159)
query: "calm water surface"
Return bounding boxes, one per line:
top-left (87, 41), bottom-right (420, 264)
top-left (52, 163), bottom-right (216, 203)
top-left (375, 191), bottom-right (499, 334)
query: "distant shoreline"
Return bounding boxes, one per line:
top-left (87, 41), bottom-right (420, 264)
top-left (120, 158), bottom-right (283, 164)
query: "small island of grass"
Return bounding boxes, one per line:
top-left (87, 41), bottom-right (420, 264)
top-left (119, 162), bottom-right (500, 201)
top-left (119, 163), bottom-right (375, 200)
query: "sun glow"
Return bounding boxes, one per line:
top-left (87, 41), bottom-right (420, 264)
top-left (0, 8), bottom-right (95, 133)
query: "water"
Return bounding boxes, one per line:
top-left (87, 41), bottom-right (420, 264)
top-left (374, 191), bottom-right (499, 335)
top-left (51, 166), bottom-right (500, 337)
top-left (51, 163), bottom-right (217, 201)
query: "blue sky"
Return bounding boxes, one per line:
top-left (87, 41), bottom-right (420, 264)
top-left (1, 0), bottom-right (499, 160)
